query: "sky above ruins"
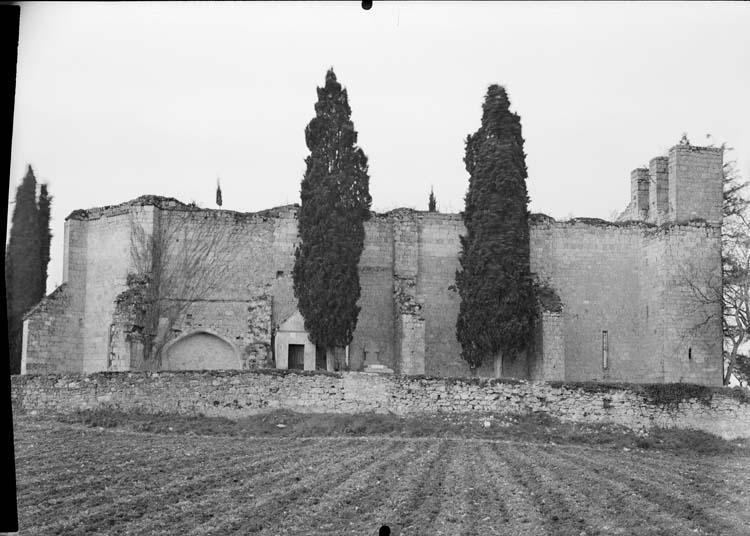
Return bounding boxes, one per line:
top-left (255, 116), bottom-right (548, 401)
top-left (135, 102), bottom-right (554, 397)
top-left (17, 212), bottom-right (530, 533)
top-left (8, 1), bottom-right (750, 293)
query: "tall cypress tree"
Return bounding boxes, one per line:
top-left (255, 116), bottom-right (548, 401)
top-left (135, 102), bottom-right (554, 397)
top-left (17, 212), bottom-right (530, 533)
top-left (37, 182), bottom-right (52, 298)
top-left (428, 187), bottom-right (437, 212)
top-left (5, 165), bottom-right (43, 374)
top-left (293, 69), bottom-right (372, 360)
top-left (455, 85), bottom-right (535, 370)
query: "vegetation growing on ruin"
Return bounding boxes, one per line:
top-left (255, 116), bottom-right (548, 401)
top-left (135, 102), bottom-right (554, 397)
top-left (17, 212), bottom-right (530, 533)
top-left (120, 210), bottom-right (241, 370)
top-left (293, 69), bottom-right (372, 364)
top-left (455, 85), bottom-right (535, 370)
top-left (6, 165), bottom-right (52, 374)
top-left (534, 281), bottom-right (563, 313)
top-left (640, 383), bottom-right (715, 407)
top-left (550, 380), bottom-right (750, 405)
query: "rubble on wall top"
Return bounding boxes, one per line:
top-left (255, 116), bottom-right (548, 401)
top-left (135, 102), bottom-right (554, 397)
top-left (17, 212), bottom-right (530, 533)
top-left (66, 195), bottom-right (301, 222)
top-left (66, 195), bottom-right (195, 220)
top-left (644, 217), bottom-right (719, 236)
top-left (529, 213), bottom-right (555, 224)
top-left (670, 144), bottom-right (723, 153)
top-left (531, 212), bottom-right (656, 229)
top-left (564, 216), bottom-right (655, 229)
top-left (369, 208), bottom-right (463, 221)
top-left (381, 207), bottom-right (419, 216)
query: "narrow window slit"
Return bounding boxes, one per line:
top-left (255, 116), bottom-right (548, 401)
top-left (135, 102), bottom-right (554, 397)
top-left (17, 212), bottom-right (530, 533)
top-left (602, 330), bottom-right (609, 370)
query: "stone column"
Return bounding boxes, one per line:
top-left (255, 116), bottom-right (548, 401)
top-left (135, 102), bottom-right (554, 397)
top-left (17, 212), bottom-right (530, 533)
top-left (391, 210), bottom-right (425, 375)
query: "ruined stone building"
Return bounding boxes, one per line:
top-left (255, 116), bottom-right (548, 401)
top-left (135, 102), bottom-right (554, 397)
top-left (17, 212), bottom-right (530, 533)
top-left (21, 142), bottom-right (724, 385)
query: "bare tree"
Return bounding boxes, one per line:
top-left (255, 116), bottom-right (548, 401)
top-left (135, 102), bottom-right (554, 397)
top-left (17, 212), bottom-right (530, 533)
top-left (122, 207), bottom-right (241, 369)
top-left (681, 143), bottom-right (749, 385)
top-left (721, 217), bottom-right (750, 384)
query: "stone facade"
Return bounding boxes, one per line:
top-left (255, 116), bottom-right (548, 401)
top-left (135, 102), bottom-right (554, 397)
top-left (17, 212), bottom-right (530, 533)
top-left (11, 371), bottom-right (750, 440)
top-left (21, 142), bottom-right (724, 386)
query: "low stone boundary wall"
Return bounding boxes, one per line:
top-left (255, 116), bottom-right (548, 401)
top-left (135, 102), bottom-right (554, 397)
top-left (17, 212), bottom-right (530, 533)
top-left (11, 370), bottom-right (750, 440)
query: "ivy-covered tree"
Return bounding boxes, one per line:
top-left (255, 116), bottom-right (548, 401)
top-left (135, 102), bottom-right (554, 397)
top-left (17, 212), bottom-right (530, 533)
top-left (5, 165), bottom-right (44, 374)
top-left (455, 85), bottom-right (535, 371)
top-left (293, 69), bottom-right (372, 367)
top-left (428, 187), bottom-right (437, 212)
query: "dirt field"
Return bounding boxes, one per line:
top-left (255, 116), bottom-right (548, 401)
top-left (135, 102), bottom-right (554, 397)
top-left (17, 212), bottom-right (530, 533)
top-left (13, 415), bottom-right (750, 536)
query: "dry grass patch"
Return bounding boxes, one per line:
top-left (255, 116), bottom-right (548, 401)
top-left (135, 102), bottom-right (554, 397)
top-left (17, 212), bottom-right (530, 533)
top-left (56, 408), bottom-right (749, 454)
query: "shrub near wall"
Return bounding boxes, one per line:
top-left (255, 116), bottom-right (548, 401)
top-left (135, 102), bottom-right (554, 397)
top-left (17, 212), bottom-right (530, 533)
top-left (11, 370), bottom-right (750, 440)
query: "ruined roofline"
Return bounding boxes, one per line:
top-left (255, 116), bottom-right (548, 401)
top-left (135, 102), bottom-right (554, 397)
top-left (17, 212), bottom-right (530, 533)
top-left (64, 194), bottom-right (720, 232)
top-left (65, 195), bottom-right (301, 222)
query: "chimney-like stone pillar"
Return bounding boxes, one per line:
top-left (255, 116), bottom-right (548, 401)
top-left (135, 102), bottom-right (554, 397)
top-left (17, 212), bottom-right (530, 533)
top-left (667, 145), bottom-right (723, 224)
top-left (648, 156), bottom-right (669, 224)
top-left (630, 168), bottom-right (650, 221)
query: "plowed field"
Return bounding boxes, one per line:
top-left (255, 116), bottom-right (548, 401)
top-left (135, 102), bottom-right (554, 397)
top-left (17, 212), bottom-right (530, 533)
top-left (13, 417), bottom-right (750, 536)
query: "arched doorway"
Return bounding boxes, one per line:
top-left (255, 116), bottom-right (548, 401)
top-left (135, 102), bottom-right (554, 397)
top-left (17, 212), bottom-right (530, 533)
top-left (162, 330), bottom-right (241, 370)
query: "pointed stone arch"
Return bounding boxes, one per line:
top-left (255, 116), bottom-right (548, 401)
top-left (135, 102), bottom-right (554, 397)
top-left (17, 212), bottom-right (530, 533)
top-left (161, 329), bottom-right (242, 370)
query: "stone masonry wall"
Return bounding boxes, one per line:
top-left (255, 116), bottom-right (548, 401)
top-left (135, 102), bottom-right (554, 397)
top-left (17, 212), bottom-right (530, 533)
top-left (349, 216), bottom-right (396, 372)
top-left (533, 220), bottom-right (647, 382)
top-left (11, 371), bottom-right (750, 440)
top-left (80, 207), bottom-right (149, 372)
top-left (643, 223), bottom-right (723, 384)
top-left (417, 214), bottom-right (469, 377)
top-left (24, 187), bottom-right (723, 386)
top-left (22, 285), bottom-right (78, 374)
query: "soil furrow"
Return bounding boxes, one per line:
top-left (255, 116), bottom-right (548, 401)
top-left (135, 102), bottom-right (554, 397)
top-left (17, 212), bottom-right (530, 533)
top-left (580, 447), bottom-right (729, 492)
top-left (18, 435), bottom-right (316, 520)
top-left (534, 445), bottom-right (698, 535)
top-left (195, 439), bottom-right (395, 535)
top-left (270, 440), bottom-right (417, 535)
top-left (120, 439), bottom-right (362, 536)
top-left (552, 446), bottom-right (741, 535)
top-left (137, 439), bottom-right (368, 536)
top-left (13, 418), bottom-right (750, 536)
top-left (477, 441), bottom-right (548, 536)
top-left (497, 442), bottom-right (602, 536)
top-left (28, 437), bottom-right (332, 535)
top-left (386, 439), bottom-right (453, 536)
top-left (418, 441), bottom-right (475, 536)
top-left (340, 440), bottom-right (451, 535)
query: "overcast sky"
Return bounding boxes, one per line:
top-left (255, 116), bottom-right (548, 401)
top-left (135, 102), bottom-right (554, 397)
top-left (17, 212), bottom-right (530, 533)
top-left (8, 1), bottom-right (750, 294)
